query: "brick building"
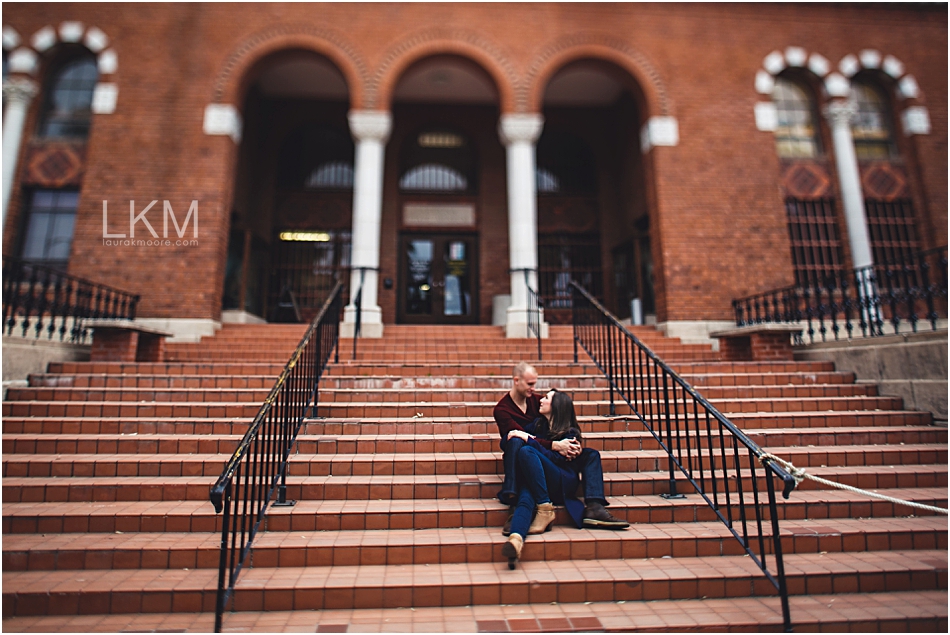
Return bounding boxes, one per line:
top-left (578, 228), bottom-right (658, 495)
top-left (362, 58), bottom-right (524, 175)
top-left (2, 3), bottom-right (946, 341)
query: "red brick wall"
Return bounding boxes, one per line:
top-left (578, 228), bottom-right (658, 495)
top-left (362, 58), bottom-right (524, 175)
top-left (3, 3), bottom-right (945, 324)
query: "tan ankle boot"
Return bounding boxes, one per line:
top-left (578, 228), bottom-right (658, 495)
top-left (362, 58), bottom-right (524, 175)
top-left (527, 502), bottom-right (556, 535)
top-left (502, 533), bottom-right (524, 569)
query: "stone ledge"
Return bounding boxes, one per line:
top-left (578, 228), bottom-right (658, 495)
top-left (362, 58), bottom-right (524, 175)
top-left (709, 323), bottom-right (803, 339)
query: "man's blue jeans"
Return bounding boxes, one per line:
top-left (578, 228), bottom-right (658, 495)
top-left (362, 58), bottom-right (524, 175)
top-left (497, 435), bottom-right (526, 505)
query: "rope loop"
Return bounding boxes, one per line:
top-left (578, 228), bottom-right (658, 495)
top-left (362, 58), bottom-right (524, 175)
top-left (758, 452), bottom-right (948, 515)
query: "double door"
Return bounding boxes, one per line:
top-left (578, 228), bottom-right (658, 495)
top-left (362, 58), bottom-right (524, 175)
top-left (398, 233), bottom-right (478, 324)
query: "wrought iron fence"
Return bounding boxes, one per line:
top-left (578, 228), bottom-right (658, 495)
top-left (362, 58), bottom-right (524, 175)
top-left (512, 267), bottom-right (543, 360)
top-left (733, 246), bottom-right (948, 344)
top-left (209, 282), bottom-right (343, 633)
top-left (570, 280), bottom-right (797, 631)
top-left (2, 256), bottom-right (140, 343)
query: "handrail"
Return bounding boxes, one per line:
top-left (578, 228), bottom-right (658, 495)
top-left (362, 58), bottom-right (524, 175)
top-left (349, 266), bottom-right (376, 360)
top-left (570, 280), bottom-right (797, 632)
top-left (733, 246), bottom-right (948, 344)
top-left (2, 256), bottom-right (140, 343)
top-left (209, 281), bottom-right (343, 633)
top-left (511, 267), bottom-right (543, 360)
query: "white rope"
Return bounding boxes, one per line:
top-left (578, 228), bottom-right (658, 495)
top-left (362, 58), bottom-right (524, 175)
top-left (760, 452), bottom-right (949, 515)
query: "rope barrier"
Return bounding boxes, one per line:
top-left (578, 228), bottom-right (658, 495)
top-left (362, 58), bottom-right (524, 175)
top-left (759, 452), bottom-right (949, 515)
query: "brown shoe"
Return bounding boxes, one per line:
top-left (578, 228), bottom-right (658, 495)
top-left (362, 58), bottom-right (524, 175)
top-left (501, 506), bottom-right (515, 536)
top-left (527, 502), bottom-right (556, 535)
top-left (582, 502), bottom-right (629, 529)
top-left (502, 533), bottom-right (524, 570)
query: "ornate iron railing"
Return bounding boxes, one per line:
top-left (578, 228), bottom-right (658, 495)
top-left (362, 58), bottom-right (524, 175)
top-left (734, 246), bottom-right (948, 344)
top-left (512, 267), bottom-right (543, 360)
top-left (570, 280), bottom-right (797, 631)
top-left (2, 256), bottom-right (140, 343)
top-left (209, 282), bottom-right (343, 633)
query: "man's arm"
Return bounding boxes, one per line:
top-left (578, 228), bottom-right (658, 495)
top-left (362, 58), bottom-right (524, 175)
top-left (493, 399), bottom-right (552, 450)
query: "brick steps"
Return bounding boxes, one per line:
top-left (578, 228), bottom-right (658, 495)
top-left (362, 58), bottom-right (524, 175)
top-left (4, 550), bottom-right (946, 616)
top-left (4, 322), bottom-right (947, 629)
top-left (1, 409), bottom-right (934, 438)
top-left (7, 591), bottom-right (948, 633)
top-left (5, 517), bottom-right (947, 573)
top-left (26, 370), bottom-right (860, 390)
top-left (5, 425), bottom-right (943, 455)
top-left (4, 464), bottom-right (946, 502)
top-left (5, 444), bottom-right (946, 480)
top-left (5, 488), bottom-right (947, 535)
top-left (5, 382), bottom-right (884, 404)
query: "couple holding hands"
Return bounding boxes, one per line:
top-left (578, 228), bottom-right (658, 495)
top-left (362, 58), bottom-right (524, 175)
top-left (493, 362), bottom-right (629, 569)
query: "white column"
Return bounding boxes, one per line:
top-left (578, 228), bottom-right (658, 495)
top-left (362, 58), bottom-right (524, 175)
top-left (825, 99), bottom-right (880, 331)
top-left (2, 78), bottom-right (38, 229)
top-left (498, 113), bottom-right (547, 339)
top-left (343, 110), bottom-right (391, 338)
top-left (825, 99), bottom-right (873, 269)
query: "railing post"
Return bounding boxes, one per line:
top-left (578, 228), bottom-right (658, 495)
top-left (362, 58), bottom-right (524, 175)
top-left (214, 480), bottom-right (233, 633)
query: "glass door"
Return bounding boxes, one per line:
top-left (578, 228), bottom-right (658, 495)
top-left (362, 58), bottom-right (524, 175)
top-left (399, 234), bottom-right (478, 324)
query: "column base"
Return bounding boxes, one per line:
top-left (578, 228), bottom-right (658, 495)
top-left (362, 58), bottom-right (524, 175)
top-left (504, 307), bottom-right (549, 339)
top-left (341, 305), bottom-right (384, 338)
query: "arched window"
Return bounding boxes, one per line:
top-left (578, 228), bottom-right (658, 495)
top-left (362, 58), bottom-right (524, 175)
top-left (38, 55), bottom-right (98, 138)
top-left (306, 161), bottom-right (354, 189)
top-left (277, 124), bottom-right (354, 190)
top-left (772, 77), bottom-right (820, 159)
top-left (536, 131), bottom-right (596, 195)
top-left (399, 163), bottom-right (468, 191)
top-left (536, 168), bottom-right (561, 194)
top-left (851, 79), bottom-right (895, 161)
top-left (399, 129), bottom-right (475, 193)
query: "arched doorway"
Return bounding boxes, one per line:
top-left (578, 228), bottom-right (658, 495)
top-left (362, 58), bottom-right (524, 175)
top-left (223, 50), bottom-right (352, 322)
top-left (381, 54), bottom-right (502, 325)
top-left (539, 59), bottom-right (655, 323)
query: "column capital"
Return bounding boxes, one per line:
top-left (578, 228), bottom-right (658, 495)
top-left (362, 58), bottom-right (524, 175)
top-left (2, 77), bottom-right (38, 104)
top-left (498, 113), bottom-right (544, 146)
top-left (348, 110), bottom-right (392, 143)
top-left (823, 99), bottom-right (857, 127)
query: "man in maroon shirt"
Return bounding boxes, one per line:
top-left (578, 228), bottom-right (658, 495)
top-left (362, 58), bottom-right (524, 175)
top-left (494, 362), bottom-right (628, 533)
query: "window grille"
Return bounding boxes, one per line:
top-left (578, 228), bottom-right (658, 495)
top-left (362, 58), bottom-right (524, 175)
top-left (851, 81), bottom-right (895, 161)
top-left (785, 197), bottom-right (845, 287)
top-left (269, 230), bottom-right (351, 320)
top-left (39, 57), bottom-right (98, 138)
top-left (399, 163), bottom-right (468, 192)
top-left (538, 233), bottom-right (603, 310)
top-left (20, 189), bottom-right (80, 268)
top-left (772, 78), bottom-right (820, 159)
top-left (305, 161), bottom-right (354, 189)
top-left (866, 198), bottom-right (919, 265)
top-left (536, 168), bottom-right (561, 194)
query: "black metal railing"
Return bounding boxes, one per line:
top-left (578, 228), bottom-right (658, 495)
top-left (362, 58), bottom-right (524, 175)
top-left (209, 282), bottom-right (343, 633)
top-left (734, 246), bottom-right (948, 345)
top-left (512, 267), bottom-right (543, 360)
top-left (349, 266), bottom-right (377, 360)
top-left (570, 280), bottom-right (797, 631)
top-left (2, 256), bottom-right (140, 343)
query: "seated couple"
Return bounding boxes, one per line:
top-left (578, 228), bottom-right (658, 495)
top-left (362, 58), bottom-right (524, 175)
top-left (493, 362), bottom-right (628, 569)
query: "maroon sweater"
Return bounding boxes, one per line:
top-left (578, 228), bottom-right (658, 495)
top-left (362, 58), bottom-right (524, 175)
top-left (493, 393), bottom-right (552, 450)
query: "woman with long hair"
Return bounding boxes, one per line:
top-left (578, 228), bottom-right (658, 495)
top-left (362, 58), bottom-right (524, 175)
top-left (501, 389), bottom-right (587, 569)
